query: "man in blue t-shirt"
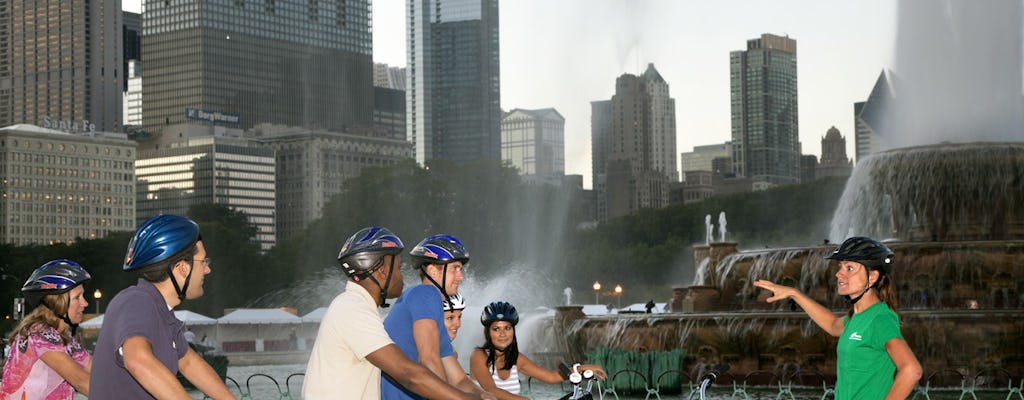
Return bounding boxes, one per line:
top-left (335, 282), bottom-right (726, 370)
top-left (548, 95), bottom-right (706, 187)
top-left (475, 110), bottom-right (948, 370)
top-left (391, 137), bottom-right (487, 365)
top-left (90, 215), bottom-right (234, 399)
top-left (382, 235), bottom-right (489, 400)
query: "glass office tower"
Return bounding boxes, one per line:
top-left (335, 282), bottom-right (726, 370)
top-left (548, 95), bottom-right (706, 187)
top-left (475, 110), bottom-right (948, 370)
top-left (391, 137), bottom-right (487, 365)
top-left (730, 33), bottom-right (800, 184)
top-left (142, 0), bottom-right (373, 132)
top-left (501, 108), bottom-right (564, 183)
top-left (136, 137), bottom-right (276, 250)
top-left (407, 0), bottom-right (501, 164)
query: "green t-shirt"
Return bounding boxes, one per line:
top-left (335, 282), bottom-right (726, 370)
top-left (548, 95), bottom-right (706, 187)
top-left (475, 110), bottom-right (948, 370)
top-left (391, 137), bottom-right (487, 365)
top-left (836, 301), bottom-right (903, 400)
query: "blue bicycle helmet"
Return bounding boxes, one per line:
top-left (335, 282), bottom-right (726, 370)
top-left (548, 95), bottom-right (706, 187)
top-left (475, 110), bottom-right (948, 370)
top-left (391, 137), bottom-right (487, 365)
top-left (22, 259), bottom-right (91, 308)
top-left (124, 214), bottom-right (200, 271)
top-left (481, 301), bottom-right (519, 327)
top-left (337, 226), bottom-right (404, 279)
top-left (409, 234), bottom-right (469, 267)
top-left (22, 259), bottom-right (92, 330)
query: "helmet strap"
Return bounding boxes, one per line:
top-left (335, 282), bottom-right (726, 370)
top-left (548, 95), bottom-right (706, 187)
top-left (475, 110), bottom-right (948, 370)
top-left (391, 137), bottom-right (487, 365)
top-left (169, 261), bottom-right (194, 303)
top-left (60, 295), bottom-right (78, 336)
top-left (845, 268), bottom-right (877, 304)
top-left (423, 264), bottom-right (452, 308)
top-left (366, 256), bottom-right (395, 308)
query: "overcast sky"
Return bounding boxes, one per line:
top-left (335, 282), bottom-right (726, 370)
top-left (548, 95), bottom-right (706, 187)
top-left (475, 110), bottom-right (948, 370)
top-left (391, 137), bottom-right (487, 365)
top-left (124, 1), bottom-right (897, 188)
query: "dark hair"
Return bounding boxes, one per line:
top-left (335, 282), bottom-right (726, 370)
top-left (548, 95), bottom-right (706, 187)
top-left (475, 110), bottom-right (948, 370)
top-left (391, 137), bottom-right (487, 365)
top-left (478, 320), bottom-right (519, 371)
top-left (137, 243), bottom-right (198, 282)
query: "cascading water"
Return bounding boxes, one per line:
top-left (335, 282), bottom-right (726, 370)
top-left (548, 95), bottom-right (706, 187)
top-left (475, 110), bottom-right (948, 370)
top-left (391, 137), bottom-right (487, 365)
top-left (828, 142), bottom-right (1024, 242)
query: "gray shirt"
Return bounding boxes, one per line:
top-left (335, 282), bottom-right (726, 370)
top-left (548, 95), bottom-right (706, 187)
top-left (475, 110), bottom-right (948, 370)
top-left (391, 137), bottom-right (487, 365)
top-left (89, 279), bottom-right (188, 399)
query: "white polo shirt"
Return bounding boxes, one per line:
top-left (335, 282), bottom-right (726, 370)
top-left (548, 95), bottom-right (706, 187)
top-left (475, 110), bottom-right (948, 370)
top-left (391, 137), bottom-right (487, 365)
top-left (303, 281), bottom-right (394, 399)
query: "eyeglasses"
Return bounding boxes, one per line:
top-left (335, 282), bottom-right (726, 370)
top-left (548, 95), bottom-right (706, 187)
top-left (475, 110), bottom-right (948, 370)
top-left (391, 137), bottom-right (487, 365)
top-left (191, 258), bottom-right (212, 268)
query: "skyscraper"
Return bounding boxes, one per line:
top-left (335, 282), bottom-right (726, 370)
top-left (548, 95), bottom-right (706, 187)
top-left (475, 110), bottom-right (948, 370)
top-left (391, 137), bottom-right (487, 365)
top-left (135, 131), bottom-right (277, 250)
top-left (854, 70), bottom-right (893, 162)
top-left (246, 124), bottom-right (413, 240)
top-left (0, 125), bottom-right (135, 246)
top-left (730, 33), bottom-right (800, 184)
top-left (0, 0), bottom-right (123, 131)
top-left (141, 0), bottom-right (373, 132)
top-left (590, 100), bottom-right (612, 220)
top-left (407, 0), bottom-right (501, 164)
top-left (817, 126), bottom-right (852, 179)
top-left (123, 60), bottom-right (142, 127)
top-left (501, 108), bottom-right (565, 183)
top-left (599, 63), bottom-right (677, 220)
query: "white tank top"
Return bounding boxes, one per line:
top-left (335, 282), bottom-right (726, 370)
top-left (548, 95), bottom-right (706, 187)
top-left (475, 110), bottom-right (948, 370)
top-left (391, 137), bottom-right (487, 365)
top-left (490, 364), bottom-right (521, 394)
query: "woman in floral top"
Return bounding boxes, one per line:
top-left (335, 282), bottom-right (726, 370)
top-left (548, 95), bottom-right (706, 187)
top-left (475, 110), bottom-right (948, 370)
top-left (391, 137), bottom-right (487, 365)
top-left (2, 260), bottom-right (93, 400)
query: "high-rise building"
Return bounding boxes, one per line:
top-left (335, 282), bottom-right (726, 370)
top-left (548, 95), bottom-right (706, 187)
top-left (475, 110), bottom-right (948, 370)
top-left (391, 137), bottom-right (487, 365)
top-left (817, 126), bottom-right (852, 179)
top-left (135, 128), bottom-right (277, 250)
top-left (730, 33), bottom-right (800, 184)
top-left (0, 124), bottom-right (136, 246)
top-left (123, 61), bottom-right (142, 128)
top-left (1, 0), bottom-right (123, 132)
top-left (854, 70), bottom-right (893, 162)
top-left (246, 124), bottom-right (413, 240)
top-left (680, 142), bottom-right (732, 181)
top-left (374, 87), bottom-right (407, 141)
top-left (142, 0), bottom-right (373, 132)
top-left (501, 108), bottom-right (565, 183)
top-left (374, 63), bottom-right (406, 90)
top-left (601, 63), bottom-right (677, 220)
top-left (407, 0), bottom-right (501, 164)
top-left (590, 100), bottom-right (612, 220)
top-left (123, 11), bottom-right (141, 91)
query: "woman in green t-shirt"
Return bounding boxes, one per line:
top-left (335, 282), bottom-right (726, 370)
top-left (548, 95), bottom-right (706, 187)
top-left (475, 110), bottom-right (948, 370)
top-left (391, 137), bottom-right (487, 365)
top-left (753, 236), bottom-right (922, 400)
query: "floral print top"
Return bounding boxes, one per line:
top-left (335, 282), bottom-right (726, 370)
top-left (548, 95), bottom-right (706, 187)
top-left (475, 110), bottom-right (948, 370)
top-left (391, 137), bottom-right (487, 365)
top-left (1, 324), bottom-right (90, 400)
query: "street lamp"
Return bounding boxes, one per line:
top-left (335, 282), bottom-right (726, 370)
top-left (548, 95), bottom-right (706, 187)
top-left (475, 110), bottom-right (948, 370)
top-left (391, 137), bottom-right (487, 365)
top-left (614, 284), bottom-right (623, 309)
top-left (93, 289), bottom-right (102, 315)
top-left (592, 281), bottom-right (602, 304)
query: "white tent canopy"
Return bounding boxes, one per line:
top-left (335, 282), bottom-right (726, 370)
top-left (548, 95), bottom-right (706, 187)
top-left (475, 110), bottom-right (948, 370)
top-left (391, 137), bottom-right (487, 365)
top-left (79, 309), bottom-right (216, 329)
top-left (218, 308), bottom-right (301, 324)
top-left (301, 307), bottom-right (327, 323)
top-left (80, 314), bottom-right (104, 329)
top-left (176, 310), bottom-right (217, 326)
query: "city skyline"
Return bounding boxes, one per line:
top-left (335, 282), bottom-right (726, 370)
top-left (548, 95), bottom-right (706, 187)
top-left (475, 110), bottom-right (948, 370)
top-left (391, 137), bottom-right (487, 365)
top-left (125, 0), bottom-right (896, 188)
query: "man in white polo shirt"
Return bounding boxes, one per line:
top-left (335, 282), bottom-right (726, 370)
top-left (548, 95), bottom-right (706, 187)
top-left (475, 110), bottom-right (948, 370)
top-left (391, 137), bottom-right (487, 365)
top-left (303, 226), bottom-right (493, 400)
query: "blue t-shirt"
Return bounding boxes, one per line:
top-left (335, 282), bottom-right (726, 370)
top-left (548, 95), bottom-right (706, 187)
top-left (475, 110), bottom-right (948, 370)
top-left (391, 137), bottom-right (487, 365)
top-left (381, 284), bottom-right (453, 400)
top-left (90, 279), bottom-right (189, 399)
top-left (836, 301), bottom-right (903, 400)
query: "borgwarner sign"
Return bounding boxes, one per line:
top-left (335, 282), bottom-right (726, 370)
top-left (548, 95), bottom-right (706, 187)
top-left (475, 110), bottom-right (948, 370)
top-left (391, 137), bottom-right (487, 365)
top-left (185, 108), bottom-right (241, 125)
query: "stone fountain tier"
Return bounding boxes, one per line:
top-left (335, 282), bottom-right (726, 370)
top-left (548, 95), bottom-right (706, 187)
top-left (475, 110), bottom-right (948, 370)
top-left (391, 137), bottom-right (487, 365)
top-left (693, 240), bottom-right (1024, 311)
top-left (537, 239), bottom-right (1024, 381)
top-left (549, 308), bottom-right (1024, 382)
top-left (830, 142), bottom-right (1024, 242)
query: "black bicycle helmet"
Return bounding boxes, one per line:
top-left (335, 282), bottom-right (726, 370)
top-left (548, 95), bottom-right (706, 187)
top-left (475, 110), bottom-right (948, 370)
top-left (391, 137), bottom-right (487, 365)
top-left (481, 301), bottom-right (519, 327)
top-left (826, 236), bottom-right (894, 275)
top-left (337, 226), bottom-right (404, 279)
top-left (338, 226), bottom-right (404, 308)
top-left (409, 234), bottom-right (469, 267)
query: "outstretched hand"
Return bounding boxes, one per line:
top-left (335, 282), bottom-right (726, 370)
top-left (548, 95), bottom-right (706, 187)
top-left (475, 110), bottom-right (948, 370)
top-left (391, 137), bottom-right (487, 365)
top-left (581, 364), bottom-right (608, 380)
top-left (752, 280), bottom-right (797, 303)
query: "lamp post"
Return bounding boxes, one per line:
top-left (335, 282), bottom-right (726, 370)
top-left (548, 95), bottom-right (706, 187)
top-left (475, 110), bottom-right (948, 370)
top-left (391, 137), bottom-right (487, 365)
top-left (614, 284), bottom-right (623, 309)
top-left (593, 281), bottom-right (602, 304)
top-left (93, 289), bottom-right (102, 315)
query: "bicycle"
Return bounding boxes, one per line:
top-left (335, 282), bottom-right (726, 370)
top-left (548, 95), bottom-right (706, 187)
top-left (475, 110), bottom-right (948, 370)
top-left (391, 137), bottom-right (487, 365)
top-left (557, 363), bottom-right (602, 400)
